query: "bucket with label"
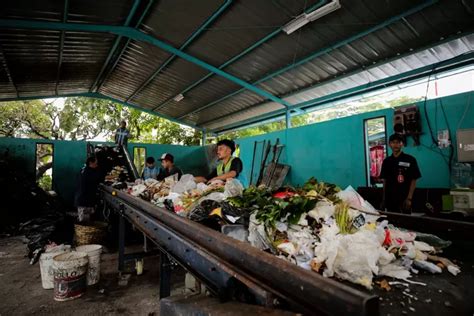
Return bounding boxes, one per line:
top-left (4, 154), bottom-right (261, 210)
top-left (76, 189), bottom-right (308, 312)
top-left (52, 252), bottom-right (88, 301)
top-left (39, 245), bottom-right (71, 289)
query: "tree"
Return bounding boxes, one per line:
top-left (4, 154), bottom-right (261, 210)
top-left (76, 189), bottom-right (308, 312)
top-left (0, 97), bottom-right (202, 183)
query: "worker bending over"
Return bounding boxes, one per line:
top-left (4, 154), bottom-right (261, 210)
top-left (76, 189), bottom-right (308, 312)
top-left (142, 156), bottom-right (159, 180)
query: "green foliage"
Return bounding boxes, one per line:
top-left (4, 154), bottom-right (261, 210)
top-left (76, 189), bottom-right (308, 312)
top-left (38, 174), bottom-right (52, 191)
top-left (0, 97), bottom-right (201, 145)
top-left (215, 96), bottom-right (423, 141)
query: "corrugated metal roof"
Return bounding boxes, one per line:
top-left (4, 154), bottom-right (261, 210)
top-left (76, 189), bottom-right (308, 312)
top-left (0, 0), bottom-right (472, 132)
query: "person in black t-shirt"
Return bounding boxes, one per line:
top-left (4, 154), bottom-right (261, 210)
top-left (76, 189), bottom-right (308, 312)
top-left (380, 134), bottom-right (421, 213)
top-left (157, 153), bottom-right (183, 181)
top-left (195, 139), bottom-right (243, 184)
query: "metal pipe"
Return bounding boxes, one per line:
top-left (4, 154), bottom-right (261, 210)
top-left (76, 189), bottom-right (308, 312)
top-left (126, 0), bottom-right (234, 103)
top-left (102, 186), bottom-right (379, 315)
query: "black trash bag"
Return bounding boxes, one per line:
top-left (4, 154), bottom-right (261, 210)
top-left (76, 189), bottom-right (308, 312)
top-left (220, 202), bottom-right (250, 226)
top-left (163, 199), bottom-right (175, 212)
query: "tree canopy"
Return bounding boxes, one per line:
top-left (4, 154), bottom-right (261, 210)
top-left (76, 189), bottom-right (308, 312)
top-left (0, 97), bottom-right (201, 145)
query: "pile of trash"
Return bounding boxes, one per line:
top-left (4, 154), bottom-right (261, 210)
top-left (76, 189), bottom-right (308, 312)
top-left (109, 175), bottom-right (461, 289)
top-left (242, 178), bottom-right (460, 289)
top-left (121, 174), bottom-right (243, 218)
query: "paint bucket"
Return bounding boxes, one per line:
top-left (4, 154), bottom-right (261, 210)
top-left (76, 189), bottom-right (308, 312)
top-left (75, 244), bottom-right (102, 285)
top-left (74, 221), bottom-right (107, 246)
top-left (52, 252), bottom-right (88, 301)
top-left (39, 245), bottom-right (71, 289)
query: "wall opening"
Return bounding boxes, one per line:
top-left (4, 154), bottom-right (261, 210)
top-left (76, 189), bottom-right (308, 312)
top-left (133, 146), bottom-right (146, 177)
top-left (36, 143), bottom-right (54, 191)
top-left (364, 117), bottom-right (387, 187)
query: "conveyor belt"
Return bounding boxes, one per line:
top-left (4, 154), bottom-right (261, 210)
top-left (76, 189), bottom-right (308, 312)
top-left (101, 185), bottom-right (378, 315)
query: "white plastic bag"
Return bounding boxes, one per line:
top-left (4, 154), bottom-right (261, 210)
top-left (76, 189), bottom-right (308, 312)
top-left (337, 186), bottom-right (378, 214)
top-left (171, 174), bottom-right (196, 193)
top-left (131, 184), bottom-right (146, 196)
top-left (223, 178), bottom-right (244, 198)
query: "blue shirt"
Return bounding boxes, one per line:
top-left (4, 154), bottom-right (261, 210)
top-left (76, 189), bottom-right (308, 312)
top-left (142, 166), bottom-right (159, 180)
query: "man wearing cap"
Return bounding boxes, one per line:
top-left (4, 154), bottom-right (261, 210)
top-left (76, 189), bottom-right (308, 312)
top-left (195, 139), bottom-right (246, 186)
top-left (380, 133), bottom-right (421, 213)
top-left (157, 153), bottom-right (183, 181)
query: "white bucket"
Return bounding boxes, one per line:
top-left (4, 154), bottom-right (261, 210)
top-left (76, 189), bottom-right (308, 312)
top-left (75, 244), bottom-right (103, 285)
top-left (39, 245), bottom-right (71, 289)
top-left (53, 251), bottom-right (88, 301)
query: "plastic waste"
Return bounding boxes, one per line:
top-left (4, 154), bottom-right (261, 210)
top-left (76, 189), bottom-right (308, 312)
top-left (223, 179), bottom-right (244, 199)
top-left (130, 184), bottom-right (146, 196)
top-left (413, 231), bottom-right (452, 249)
top-left (171, 174), bottom-right (196, 193)
top-left (336, 186), bottom-right (379, 214)
top-left (413, 260), bottom-right (442, 273)
top-left (414, 240), bottom-right (434, 253)
top-left (378, 262), bottom-right (411, 280)
top-left (308, 200), bottom-right (335, 221)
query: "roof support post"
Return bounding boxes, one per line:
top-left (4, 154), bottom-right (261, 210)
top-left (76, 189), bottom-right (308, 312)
top-left (285, 110), bottom-right (291, 129)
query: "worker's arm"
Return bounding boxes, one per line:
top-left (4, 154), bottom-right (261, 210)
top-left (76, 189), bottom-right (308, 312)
top-left (208, 170), bottom-right (237, 183)
top-left (404, 179), bottom-right (417, 209)
top-left (194, 176), bottom-right (207, 183)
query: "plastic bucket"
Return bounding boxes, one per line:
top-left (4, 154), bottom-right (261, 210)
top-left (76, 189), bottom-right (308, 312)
top-left (39, 245), bottom-right (71, 289)
top-left (52, 252), bottom-right (88, 301)
top-left (75, 244), bottom-right (102, 285)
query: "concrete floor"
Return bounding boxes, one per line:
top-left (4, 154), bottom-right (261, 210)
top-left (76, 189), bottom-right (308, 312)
top-left (0, 236), bottom-right (185, 315)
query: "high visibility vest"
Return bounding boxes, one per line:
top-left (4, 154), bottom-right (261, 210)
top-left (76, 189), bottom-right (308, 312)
top-left (217, 157), bottom-right (235, 176)
top-left (216, 157), bottom-right (248, 187)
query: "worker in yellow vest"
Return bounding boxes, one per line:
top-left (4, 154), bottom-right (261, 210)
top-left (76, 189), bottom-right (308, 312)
top-left (195, 139), bottom-right (247, 186)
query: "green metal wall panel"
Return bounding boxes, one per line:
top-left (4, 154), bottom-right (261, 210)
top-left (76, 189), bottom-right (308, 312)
top-left (237, 91), bottom-right (474, 189)
top-left (0, 138), bottom-right (208, 206)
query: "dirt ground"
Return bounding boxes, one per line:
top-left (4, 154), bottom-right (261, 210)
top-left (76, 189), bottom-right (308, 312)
top-left (0, 236), bottom-right (185, 316)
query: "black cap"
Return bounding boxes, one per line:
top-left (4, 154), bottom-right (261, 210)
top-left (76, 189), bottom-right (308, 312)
top-left (389, 133), bottom-right (404, 143)
top-left (160, 153), bottom-right (174, 162)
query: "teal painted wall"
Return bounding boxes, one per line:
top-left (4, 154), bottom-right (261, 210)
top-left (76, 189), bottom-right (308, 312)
top-left (0, 138), bottom-right (207, 205)
top-left (237, 91), bottom-right (474, 189)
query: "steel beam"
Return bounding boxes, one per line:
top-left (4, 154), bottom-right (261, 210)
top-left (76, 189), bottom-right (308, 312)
top-left (0, 91), bottom-right (201, 130)
top-left (126, 0), bottom-right (233, 103)
top-left (180, 0), bottom-right (437, 120)
top-left (93, 0), bottom-right (156, 94)
top-left (0, 18), bottom-right (290, 108)
top-left (55, 0), bottom-right (69, 96)
top-left (89, 0), bottom-right (142, 93)
top-left (153, 0), bottom-right (328, 113)
top-left (211, 51), bottom-right (474, 134)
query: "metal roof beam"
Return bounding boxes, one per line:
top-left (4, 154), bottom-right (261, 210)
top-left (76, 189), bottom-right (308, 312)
top-left (126, 0), bottom-right (233, 103)
top-left (0, 18), bottom-right (290, 109)
top-left (155, 0), bottom-right (328, 114)
top-left (0, 92), bottom-right (201, 130)
top-left (54, 0), bottom-right (69, 96)
top-left (89, 0), bottom-right (142, 93)
top-left (185, 0), bottom-right (437, 122)
top-left (0, 44), bottom-right (18, 98)
top-left (93, 0), bottom-right (155, 93)
top-left (210, 51), bottom-right (474, 134)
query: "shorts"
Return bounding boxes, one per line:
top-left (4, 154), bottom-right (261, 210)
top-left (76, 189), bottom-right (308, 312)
top-left (77, 206), bottom-right (95, 222)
